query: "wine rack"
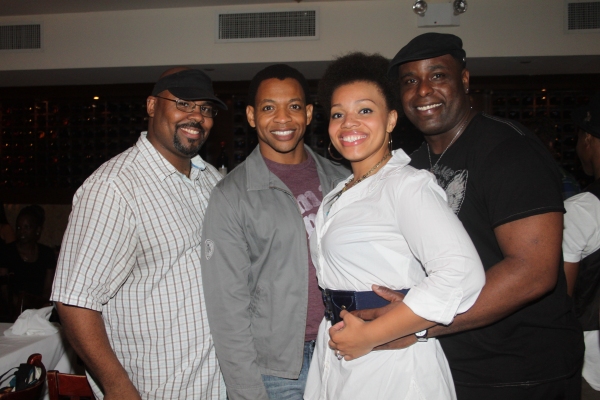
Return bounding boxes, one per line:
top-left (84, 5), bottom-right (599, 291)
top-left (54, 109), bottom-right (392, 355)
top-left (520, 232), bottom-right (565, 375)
top-left (230, 97), bottom-right (255, 167)
top-left (305, 98), bottom-right (329, 159)
top-left (488, 90), bottom-right (593, 187)
top-left (1, 77), bottom-right (597, 204)
top-left (1, 97), bottom-right (148, 190)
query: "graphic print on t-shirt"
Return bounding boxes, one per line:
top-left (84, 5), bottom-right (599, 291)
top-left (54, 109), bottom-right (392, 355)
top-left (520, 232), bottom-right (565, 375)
top-left (296, 185), bottom-right (322, 237)
top-left (431, 165), bottom-right (468, 214)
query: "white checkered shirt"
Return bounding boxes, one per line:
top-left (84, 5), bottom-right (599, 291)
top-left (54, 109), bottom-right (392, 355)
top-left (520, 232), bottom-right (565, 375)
top-left (51, 132), bottom-right (225, 399)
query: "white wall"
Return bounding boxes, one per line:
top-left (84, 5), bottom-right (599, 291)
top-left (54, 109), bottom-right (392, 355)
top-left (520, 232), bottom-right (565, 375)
top-left (0, 0), bottom-right (598, 73)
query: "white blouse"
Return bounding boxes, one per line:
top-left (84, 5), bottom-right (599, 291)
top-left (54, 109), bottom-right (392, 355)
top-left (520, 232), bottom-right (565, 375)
top-left (305, 150), bottom-right (485, 400)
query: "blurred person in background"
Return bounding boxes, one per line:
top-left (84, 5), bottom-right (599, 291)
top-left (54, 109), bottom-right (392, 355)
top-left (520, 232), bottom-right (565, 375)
top-left (562, 94), bottom-right (600, 399)
top-left (0, 205), bottom-right (56, 306)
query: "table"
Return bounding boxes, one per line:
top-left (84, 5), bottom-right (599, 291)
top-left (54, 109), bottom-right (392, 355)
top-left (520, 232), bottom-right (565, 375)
top-left (0, 322), bottom-right (80, 399)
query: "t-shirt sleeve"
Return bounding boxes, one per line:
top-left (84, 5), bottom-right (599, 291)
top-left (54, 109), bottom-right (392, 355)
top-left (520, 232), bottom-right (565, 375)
top-left (563, 192), bottom-right (600, 263)
top-left (51, 178), bottom-right (138, 311)
top-left (480, 135), bottom-right (565, 228)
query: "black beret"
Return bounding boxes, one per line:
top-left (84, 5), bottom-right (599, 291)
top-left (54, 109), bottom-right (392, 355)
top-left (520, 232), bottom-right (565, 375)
top-left (152, 69), bottom-right (227, 110)
top-left (572, 94), bottom-right (600, 139)
top-left (388, 33), bottom-right (466, 79)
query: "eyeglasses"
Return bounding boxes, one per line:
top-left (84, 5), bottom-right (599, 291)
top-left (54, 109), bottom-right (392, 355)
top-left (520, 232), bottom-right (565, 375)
top-left (154, 96), bottom-right (218, 118)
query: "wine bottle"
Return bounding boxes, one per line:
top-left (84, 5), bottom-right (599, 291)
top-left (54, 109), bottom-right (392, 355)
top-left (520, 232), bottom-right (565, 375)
top-left (217, 141), bottom-right (229, 177)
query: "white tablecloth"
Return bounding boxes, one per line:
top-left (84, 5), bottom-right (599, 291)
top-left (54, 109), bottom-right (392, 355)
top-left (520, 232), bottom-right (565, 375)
top-left (0, 322), bottom-right (80, 399)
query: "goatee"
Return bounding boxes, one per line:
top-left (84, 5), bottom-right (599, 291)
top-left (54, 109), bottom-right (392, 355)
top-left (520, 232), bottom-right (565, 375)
top-left (174, 122), bottom-right (205, 156)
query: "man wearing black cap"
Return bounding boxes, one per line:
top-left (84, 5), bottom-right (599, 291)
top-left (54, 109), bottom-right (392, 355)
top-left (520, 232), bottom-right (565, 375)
top-left (563, 94), bottom-right (600, 397)
top-left (362, 33), bottom-right (583, 399)
top-left (51, 67), bottom-right (227, 400)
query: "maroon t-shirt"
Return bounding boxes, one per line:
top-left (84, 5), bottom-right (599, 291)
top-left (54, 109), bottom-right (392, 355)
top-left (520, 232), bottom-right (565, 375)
top-left (263, 153), bottom-right (324, 342)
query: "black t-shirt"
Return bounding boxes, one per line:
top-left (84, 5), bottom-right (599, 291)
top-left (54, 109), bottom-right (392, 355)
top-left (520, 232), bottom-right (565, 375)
top-left (410, 113), bottom-right (583, 386)
top-left (4, 242), bottom-right (56, 296)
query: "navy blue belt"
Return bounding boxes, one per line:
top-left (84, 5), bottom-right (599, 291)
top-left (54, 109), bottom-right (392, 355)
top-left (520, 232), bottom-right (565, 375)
top-left (322, 288), bottom-right (410, 325)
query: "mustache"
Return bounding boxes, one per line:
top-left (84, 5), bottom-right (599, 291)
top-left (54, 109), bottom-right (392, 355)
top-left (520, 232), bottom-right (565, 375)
top-left (176, 122), bottom-right (205, 135)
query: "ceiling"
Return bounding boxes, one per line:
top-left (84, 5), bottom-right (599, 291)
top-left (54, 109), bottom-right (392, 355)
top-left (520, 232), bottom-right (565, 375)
top-left (0, 0), bottom-right (345, 17)
top-left (0, 0), bottom-right (598, 87)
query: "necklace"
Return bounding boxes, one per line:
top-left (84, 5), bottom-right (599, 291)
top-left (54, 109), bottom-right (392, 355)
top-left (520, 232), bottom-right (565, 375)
top-left (343, 152), bottom-right (392, 194)
top-left (427, 113), bottom-right (471, 172)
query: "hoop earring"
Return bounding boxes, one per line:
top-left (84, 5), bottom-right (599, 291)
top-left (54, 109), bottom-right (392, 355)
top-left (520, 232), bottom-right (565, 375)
top-left (328, 142), bottom-right (343, 161)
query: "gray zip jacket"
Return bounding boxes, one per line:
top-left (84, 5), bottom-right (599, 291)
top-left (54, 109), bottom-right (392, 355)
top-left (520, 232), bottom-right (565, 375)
top-left (201, 145), bottom-right (348, 400)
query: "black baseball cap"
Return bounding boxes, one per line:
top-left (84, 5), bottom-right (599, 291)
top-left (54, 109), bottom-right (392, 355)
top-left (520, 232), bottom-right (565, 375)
top-left (151, 69), bottom-right (227, 110)
top-left (388, 33), bottom-right (466, 79)
top-left (572, 94), bottom-right (600, 139)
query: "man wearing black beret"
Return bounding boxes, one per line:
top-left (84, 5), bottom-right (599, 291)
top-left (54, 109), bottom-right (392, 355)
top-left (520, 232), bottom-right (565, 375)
top-left (358, 33), bottom-right (584, 399)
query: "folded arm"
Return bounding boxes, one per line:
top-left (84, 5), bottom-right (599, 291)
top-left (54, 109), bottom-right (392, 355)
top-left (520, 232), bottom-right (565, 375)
top-left (334, 174), bottom-right (485, 358)
top-left (429, 211), bottom-right (563, 335)
top-left (358, 212), bottom-right (563, 348)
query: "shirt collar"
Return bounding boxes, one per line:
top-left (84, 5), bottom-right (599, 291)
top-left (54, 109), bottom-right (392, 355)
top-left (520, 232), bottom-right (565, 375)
top-left (244, 144), bottom-right (319, 191)
top-left (137, 131), bottom-right (207, 182)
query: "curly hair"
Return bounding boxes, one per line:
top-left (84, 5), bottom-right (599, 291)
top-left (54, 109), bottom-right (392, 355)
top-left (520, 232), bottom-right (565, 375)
top-left (247, 64), bottom-right (311, 107)
top-left (318, 52), bottom-right (399, 114)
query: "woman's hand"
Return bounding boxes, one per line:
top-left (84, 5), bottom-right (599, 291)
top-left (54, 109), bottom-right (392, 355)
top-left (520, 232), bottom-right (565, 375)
top-left (330, 300), bottom-right (433, 359)
top-left (328, 310), bottom-right (377, 361)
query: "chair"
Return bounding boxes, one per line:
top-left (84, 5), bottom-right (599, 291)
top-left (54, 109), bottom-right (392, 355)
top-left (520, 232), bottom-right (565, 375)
top-left (0, 353), bottom-right (46, 400)
top-left (47, 371), bottom-right (95, 400)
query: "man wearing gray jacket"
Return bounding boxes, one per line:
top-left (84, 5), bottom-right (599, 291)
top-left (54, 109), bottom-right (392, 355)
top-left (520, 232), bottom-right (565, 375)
top-left (201, 64), bottom-right (348, 400)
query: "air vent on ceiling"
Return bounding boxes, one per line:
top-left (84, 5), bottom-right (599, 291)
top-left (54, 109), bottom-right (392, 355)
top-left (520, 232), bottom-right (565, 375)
top-left (565, 0), bottom-right (600, 32)
top-left (216, 9), bottom-right (318, 42)
top-left (0, 24), bottom-right (41, 50)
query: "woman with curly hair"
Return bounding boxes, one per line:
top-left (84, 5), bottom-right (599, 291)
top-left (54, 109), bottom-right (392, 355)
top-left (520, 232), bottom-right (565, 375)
top-left (304, 52), bottom-right (485, 399)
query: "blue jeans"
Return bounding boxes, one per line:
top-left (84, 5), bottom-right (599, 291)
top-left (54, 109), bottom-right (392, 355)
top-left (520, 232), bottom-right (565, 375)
top-left (261, 340), bottom-right (315, 400)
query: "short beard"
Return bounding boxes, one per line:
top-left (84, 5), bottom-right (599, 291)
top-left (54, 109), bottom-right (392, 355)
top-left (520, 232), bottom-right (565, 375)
top-left (174, 122), bottom-right (206, 157)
